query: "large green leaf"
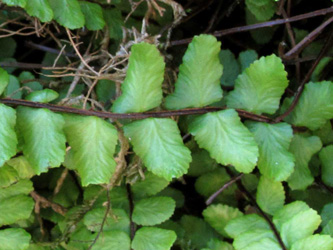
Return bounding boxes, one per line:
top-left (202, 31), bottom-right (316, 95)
top-left (319, 145), bottom-right (333, 187)
top-left (132, 227), bottom-right (177, 250)
top-left (133, 196), bottom-right (176, 226)
top-left (17, 107), bottom-right (66, 174)
top-left (1, 0), bottom-right (26, 7)
top-left (64, 115), bottom-right (118, 186)
top-left (245, 0), bottom-right (276, 21)
top-left (246, 122), bottom-right (294, 181)
top-left (124, 118), bottom-right (191, 181)
top-left (0, 104), bottom-right (17, 167)
top-left (112, 43), bottom-right (165, 113)
top-left (0, 228), bottom-right (31, 250)
top-left (49, 0), bottom-right (85, 29)
top-left (0, 67), bottom-right (10, 95)
top-left (287, 135), bottom-right (322, 190)
top-left (25, 0), bottom-right (53, 22)
top-left (79, 1), bottom-right (105, 30)
top-left (0, 194), bottom-right (34, 226)
top-left (226, 54), bottom-right (288, 115)
top-left (291, 235), bottom-right (333, 250)
top-left (256, 176), bottom-right (285, 215)
top-left (188, 110), bottom-right (258, 173)
top-left (165, 34), bottom-right (223, 109)
top-left (203, 204), bottom-right (243, 237)
top-left (92, 231), bottom-right (131, 250)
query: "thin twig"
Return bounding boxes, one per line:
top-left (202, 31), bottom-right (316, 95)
top-left (25, 41), bottom-right (78, 58)
top-left (206, 173), bottom-right (244, 205)
top-left (30, 191), bottom-right (67, 216)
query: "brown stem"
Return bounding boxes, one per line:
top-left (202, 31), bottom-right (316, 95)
top-left (30, 191), bottom-right (67, 216)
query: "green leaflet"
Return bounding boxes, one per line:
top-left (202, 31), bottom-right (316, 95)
top-left (103, 9), bottom-right (124, 40)
top-left (287, 81), bottom-right (333, 130)
top-left (165, 34), bottom-right (223, 109)
top-left (321, 203), bottom-right (333, 227)
top-left (1, 0), bottom-right (26, 7)
top-left (0, 228), bottom-right (31, 250)
top-left (92, 231), bottom-right (131, 250)
top-left (287, 134), bottom-right (322, 190)
top-left (256, 176), bottom-right (285, 215)
top-left (7, 156), bottom-right (36, 179)
top-left (0, 179), bottom-right (33, 200)
top-left (0, 194), bottom-right (34, 226)
top-left (319, 145), bottom-right (333, 187)
top-left (17, 107), bottom-right (66, 174)
top-left (0, 67), bottom-right (9, 95)
top-left (63, 115), bottom-right (118, 186)
top-left (238, 50), bottom-right (258, 71)
top-left (291, 235), bottom-right (333, 250)
top-left (133, 196), bottom-right (176, 226)
top-left (203, 239), bottom-right (234, 250)
top-left (0, 104), bottom-right (17, 167)
top-left (245, 0), bottom-right (276, 21)
top-left (124, 118), bottom-right (191, 181)
top-left (226, 54), bottom-right (288, 115)
top-left (49, 0), bottom-right (85, 29)
top-left (132, 227), bottom-right (177, 250)
top-left (25, 0), bottom-right (54, 22)
top-left (241, 238), bottom-right (282, 250)
top-left (188, 110), bottom-right (258, 173)
top-left (132, 172), bottom-right (169, 198)
top-left (25, 89), bottom-right (59, 103)
top-left (219, 50), bottom-right (240, 87)
top-left (80, 1), bottom-right (105, 30)
top-left (158, 187), bottom-right (185, 208)
top-left (313, 121), bottom-right (333, 145)
top-left (246, 122), bottom-right (295, 181)
top-left (0, 165), bottom-right (19, 188)
top-left (203, 204), bottom-right (243, 237)
top-left (233, 229), bottom-right (278, 250)
top-left (112, 43), bottom-right (165, 113)
top-left (5, 75), bottom-right (21, 99)
top-left (322, 220), bottom-right (333, 236)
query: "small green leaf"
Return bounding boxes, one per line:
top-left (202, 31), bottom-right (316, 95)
top-left (0, 228), bottom-right (31, 250)
top-left (319, 145), bottom-right (333, 187)
top-left (219, 50), bottom-right (240, 87)
top-left (203, 204), bottom-right (243, 237)
top-left (17, 107), bottom-right (66, 174)
top-left (0, 179), bottom-right (33, 200)
top-left (132, 172), bottom-right (169, 198)
top-left (226, 54), bottom-right (288, 115)
top-left (256, 176), bottom-right (285, 215)
top-left (165, 34), bottom-right (223, 109)
top-left (103, 9), bottom-right (124, 40)
top-left (204, 238), bottom-right (234, 250)
top-left (7, 156), bottom-right (36, 179)
top-left (245, 0), bottom-right (276, 21)
top-left (291, 235), bottom-right (333, 250)
top-left (233, 229), bottom-right (277, 250)
top-left (25, 0), bottom-right (53, 22)
top-left (287, 135), bottom-right (322, 190)
top-left (246, 122), bottom-right (295, 181)
top-left (133, 196), bottom-right (176, 226)
top-left (0, 104), bottom-right (17, 166)
top-left (238, 50), bottom-right (258, 71)
top-left (1, 0), bottom-right (26, 7)
top-left (132, 227), bottom-right (177, 250)
top-left (112, 43), bottom-right (165, 113)
top-left (0, 194), bottom-right (34, 226)
top-left (80, 1), bottom-right (105, 30)
top-left (321, 203), bottom-right (333, 227)
top-left (158, 187), bottom-right (185, 208)
top-left (92, 231), bottom-right (131, 250)
top-left (189, 110), bottom-right (258, 173)
top-left (313, 121), bottom-right (333, 145)
top-left (0, 67), bottom-right (10, 95)
top-left (64, 115), bottom-right (118, 186)
top-left (0, 165), bottom-right (19, 188)
top-left (322, 220), bottom-right (333, 236)
top-left (25, 89), bottom-right (59, 103)
top-left (124, 118), bottom-right (191, 181)
top-left (5, 75), bottom-right (21, 99)
top-left (287, 81), bottom-right (333, 130)
top-left (49, 0), bottom-right (85, 29)
top-left (225, 214), bottom-right (270, 238)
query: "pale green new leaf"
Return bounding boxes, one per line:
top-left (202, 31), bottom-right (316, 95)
top-left (124, 118), bottom-right (191, 181)
top-left (242, 238), bottom-right (282, 250)
top-left (80, 1), bottom-right (105, 30)
top-left (7, 156), bottom-right (36, 179)
top-left (1, 0), bottom-right (26, 7)
top-left (64, 115), bottom-right (118, 186)
top-left (112, 43), bottom-right (165, 113)
top-left (226, 54), bottom-right (288, 115)
top-left (245, 0), bottom-right (276, 21)
top-left (0, 195), bottom-right (34, 226)
top-left (225, 214), bottom-right (270, 239)
top-left (0, 67), bottom-right (10, 95)
top-left (233, 229), bottom-right (277, 250)
top-left (246, 122), bottom-right (295, 181)
top-left (25, 89), bottom-right (59, 103)
top-left (0, 104), bottom-right (17, 166)
top-left (291, 235), bottom-right (333, 250)
top-left (256, 176), bottom-right (285, 215)
top-left (189, 110), bottom-right (258, 173)
top-left (287, 135), bottom-right (322, 190)
top-left (133, 196), bottom-right (176, 226)
top-left (25, 0), bottom-right (53, 22)
top-left (203, 204), bottom-right (243, 237)
top-left (17, 107), bottom-right (66, 174)
top-left (165, 34), bottom-right (223, 109)
top-left (92, 231), bottom-right (131, 250)
top-left (132, 227), bottom-right (177, 250)
top-left (49, 0), bottom-right (85, 29)
top-left (0, 179), bottom-right (33, 200)
top-left (0, 228), bottom-right (31, 250)
top-left (319, 145), bottom-right (333, 187)
top-left (132, 171), bottom-right (169, 198)
top-left (287, 81), bottom-right (333, 130)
